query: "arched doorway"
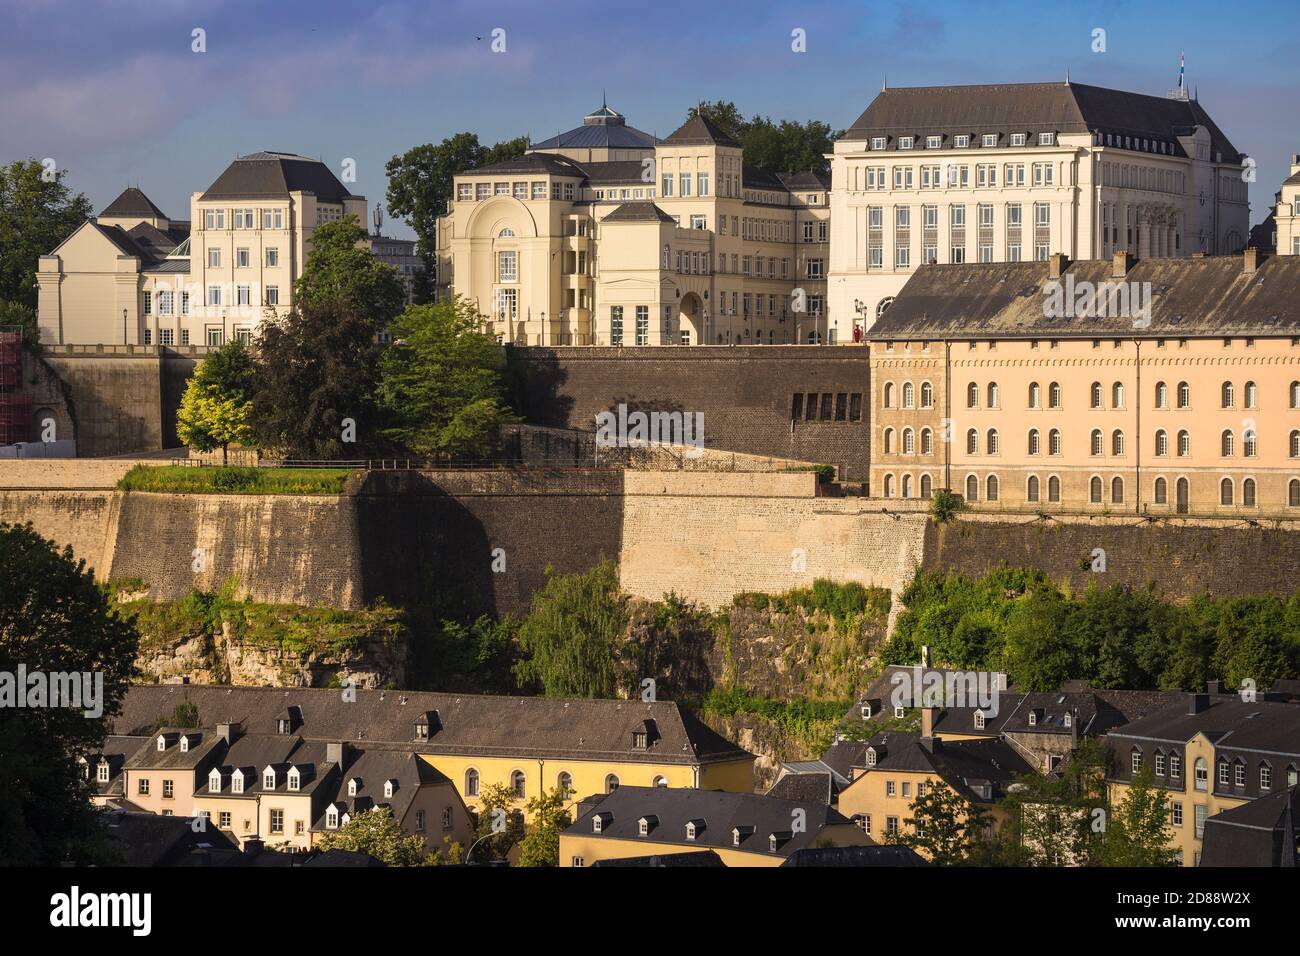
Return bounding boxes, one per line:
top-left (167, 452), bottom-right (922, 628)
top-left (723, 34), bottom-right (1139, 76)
top-left (679, 292), bottom-right (703, 345)
top-left (1176, 477), bottom-right (1189, 514)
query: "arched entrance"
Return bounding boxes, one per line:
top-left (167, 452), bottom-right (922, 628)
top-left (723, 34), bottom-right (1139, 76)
top-left (1176, 477), bottom-right (1189, 514)
top-left (679, 292), bottom-right (703, 346)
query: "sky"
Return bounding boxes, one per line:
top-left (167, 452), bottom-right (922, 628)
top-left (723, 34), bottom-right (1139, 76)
top-left (2, 0), bottom-right (1296, 240)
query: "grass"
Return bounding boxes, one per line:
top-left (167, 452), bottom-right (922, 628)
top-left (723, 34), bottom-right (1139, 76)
top-left (118, 465), bottom-right (354, 495)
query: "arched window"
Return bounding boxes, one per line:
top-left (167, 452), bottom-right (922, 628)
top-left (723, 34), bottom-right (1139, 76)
top-left (1111, 476), bottom-right (1124, 504)
top-left (1245, 381), bottom-right (1257, 408)
top-left (1048, 475), bottom-right (1060, 503)
top-left (510, 770), bottom-right (526, 798)
top-left (1244, 429), bottom-right (1257, 457)
top-left (966, 429), bottom-right (978, 455)
top-left (1292, 382), bottom-right (1300, 409)
top-left (1221, 430), bottom-right (1234, 457)
top-left (1049, 429), bottom-right (1061, 455)
top-left (1048, 382), bottom-right (1061, 408)
top-left (883, 382), bottom-right (895, 408)
top-left (987, 429), bottom-right (999, 455)
top-left (1291, 480), bottom-right (1300, 507)
top-left (902, 382), bottom-right (915, 408)
top-left (1155, 430), bottom-right (1168, 456)
top-left (920, 382), bottom-right (933, 408)
top-left (1176, 477), bottom-right (1190, 514)
top-left (965, 474), bottom-right (979, 501)
top-left (1090, 476), bottom-right (1103, 503)
top-left (920, 429), bottom-right (933, 455)
top-left (902, 474), bottom-right (913, 498)
top-left (653, 775), bottom-right (668, 788)
top-left (1220, 478), bottom-right (1234, 505)
top-left (987, 382), bottom-right (1000, 408)
top-left (1243, 478), bottom-right (1256, 507)
top-left (902, 428), bottom-right (915, 454)
top-left (1291, 431), bottom-right (1300, 458)
top-left (1028, 429), bottom-right (1040, 455)
top-left (557, 771), bottom-right (573, 796)
top-left (1154, 477), bottom-right (1167, 504)
top-left (967, 382), bottom-right (978, 408)
top-left (1221, 381), bottom-right (1234, 408)
top-left (883, 428), bottom-right (894, 454)
top-left (883, 473), bottom-right (894, 497)
top-left (920, 474), bottom-right (932, 498)
top-left (1112, 382), bottom-right (1124, 408)
top-left (1091, 430), bottom-right (1103, 456)
top-left (1112, 430), bottom-right (1125, 456)
top-left (986, 475), bottom-right (999, 501)
top-left (498, 228), bottom-right (515, 237)
top-left (1178, 431), bottom-right (1190, 456)
top-left (1028, 382), bottom-right (1041, 408)
top-left (1155, 381), bottom-right (1168, 408)
top-left (465, 768), bottom-right (480, 797)
top-left (1090, 382), bottom-right (1102, 409)
top-left (1177, 382), bottom-right (1190, 408)
top-left (605, 774), bottom-right (620, 793)
top-left (876, 297), bottom-right (894, 319)
top-left (1027, 475), bottom-right (1040, 502)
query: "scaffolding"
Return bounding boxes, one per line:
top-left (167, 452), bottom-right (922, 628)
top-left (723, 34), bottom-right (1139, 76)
top-left (0, 328), bottom-right (32, 446)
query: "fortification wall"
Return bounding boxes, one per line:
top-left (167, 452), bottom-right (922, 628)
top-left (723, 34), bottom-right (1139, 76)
top-left (0, 489), bottom-right (117, 575)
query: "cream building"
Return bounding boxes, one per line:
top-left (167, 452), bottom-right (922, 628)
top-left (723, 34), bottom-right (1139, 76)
top-left (830, 81), bottom-right (1252, 330)
top-left (38, 152), bottom-right (367, 347)
top-left (1274, 155), bottom-right (1300, 256)
top-left (437, 105), bottom-right (834, 346)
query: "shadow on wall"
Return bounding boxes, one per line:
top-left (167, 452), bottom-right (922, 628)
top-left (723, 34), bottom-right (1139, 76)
top-left (502, 346), bottom-right (573, 426)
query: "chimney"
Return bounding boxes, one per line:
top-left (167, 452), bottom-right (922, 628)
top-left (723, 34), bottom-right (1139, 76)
top-left (327, 742), bottom-right (350, 766)
top-left (216, 722), bottom-right (237, 744)
top-left (1206, 679), bottom-right (1222, 696)
top-left (1291, 154), bottom-right (1300, 177)
top-left (243, 837), bottom-right (263, 857)
top-left (1243, 246), bottom-right (1259, 275)
top-left (993, 672), bottom-right (1009, 692)
top-left (1070, 710), bottom-right (1079, 748)
top-left (1187, 693), bottom-right (1210, 715)
top-left (1111, 250), bottom-right (1134, 278)
top-left (920, 706), bottom-right (938, 737)
top-left (919, 736), bottom-right (940, 753)
top-left (1048, 252), bottom-right (1069, 280)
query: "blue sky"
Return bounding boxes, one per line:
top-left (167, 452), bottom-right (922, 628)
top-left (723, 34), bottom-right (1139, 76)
top-left (2, 0), bottom-right (1296, 239)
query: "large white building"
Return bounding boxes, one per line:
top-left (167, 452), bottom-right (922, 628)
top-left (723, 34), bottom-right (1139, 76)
top-left (828, 81), bottom-right (1252, 329)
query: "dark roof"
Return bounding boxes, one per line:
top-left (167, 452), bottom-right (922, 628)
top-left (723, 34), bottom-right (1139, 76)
top-left (778, 170), bottom-right (832, 191)
top-left (1200, 786), bottom-right (1299, 867)
top-left (88, 735), bottom-right (148, 796)
top-left (311, 747), bottom-right (448, 832)
top-left (599, 201), bottom-right (678, 224)
top-left (457, 152), bottom-right (587, 178)
top-left (766, 771), bottom-right (835, 804)
top-left (101, 187), bottom-right (167, 220)
top-left (872, 254), bottom-right (1300, 339)
top-left (302, 848), bottom-right (388, 867)
top-left (589, 850), bottom-right (725, 867)
top-left (200, 152), bottom-right (354, 202)
top-left (124, 729), bottom-right (223, 771)
top-left (566, 786), bottom-right (854, 858)
top-left (1106, 697), bottom-right (1300, 755)
top-left (126, 221), bottom-right (184, 258)
top-left (531, 105), bottom-right (658, 151)
top-left (663, 114), bottom-right (741, 148)
top-left (88, 221), bottom-right (151, 260)
top-left (113, 685), bottom-right (752, 767)
top-left (852, 732), bottom-right (1034, 803)
top-left (101, 809), bottom-right (238, 866)
top-left (819, 740), bottom-right (871, 781)
top-left (742, 165), bottom-right (788, 192)
top-left (581, 160), bottom-right (651, 185)
top-left (844, 82), bottom-right (1240, 162)
top-left (780, 845), bottom-right (929, 867)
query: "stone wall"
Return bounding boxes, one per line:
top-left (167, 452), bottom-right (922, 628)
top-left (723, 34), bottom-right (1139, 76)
top-left (507, 345), bottom-right (872, 480)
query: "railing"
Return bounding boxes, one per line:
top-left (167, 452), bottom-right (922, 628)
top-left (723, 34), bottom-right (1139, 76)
top-left (169, 458), bottom-right (416, 470)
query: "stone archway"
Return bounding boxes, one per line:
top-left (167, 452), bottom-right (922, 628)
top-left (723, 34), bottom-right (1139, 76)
top-left (679, 292), bottom-right (703, 346)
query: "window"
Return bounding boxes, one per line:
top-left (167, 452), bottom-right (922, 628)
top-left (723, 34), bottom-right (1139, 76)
top-left (1091, 430), bottom-right (1103, 457)
top-left (1111, 476), bottom-right (1124, 504)
top-left (1155, 381), bottom-right (1168, 407)
top-left (1028, 429), bottom-right (1040, 455)
top-left (967, 382), bottom-right (978, 408)
top-left (497, 251), bottom-right (517, 283)
top-left (1091, 476), bottom-right (1103, 503)
top-left (138, 778), bottom-right (150, 796)
top-left (1112, 430), bottom-right (1125, 456)
top-left (1171, 801), bottom-right (1183, 827)
top-left (1049, 429), bottom-right (1061, 456)
top-left (1222, 430), bottom-right (1235, 457)
top-left (1039, 132), bottom-right (1055, 146)
top-left (465, 768), bottom-right (480, 797)
top-left (1261, 764), bottom-right (1272, 791)
top-left (269, 809), bottom-right (284, 834)
top-left (1131, 750), bottom-right (1142, 773)
top-left (987, 382), bottom-right (999, 407)
top-left (987, 475), bottom-right (999, 501)
top-left (1177, 382), bottom-right (1190, 408)
top-left (966, 429), bottom-right (977, 455)
top-left (1090, 382), bottom-right (1102, 409)
top-left (1028, 382), bottom-right (1041, 408)
top-left (605, 774), bottom-right (620, 794)
top-left (965, 474), bottom-right (978, 501)
top-left (207, 248), bottom-right (220, 268)
top-left (920, 382), bottom-right (933, 408)
top-left (610, 306), bottom-right (623, 346)
top-left (1048, 475), bottom-right (1060, 502)
top-left (987, 429), bottom-right (1000, 455)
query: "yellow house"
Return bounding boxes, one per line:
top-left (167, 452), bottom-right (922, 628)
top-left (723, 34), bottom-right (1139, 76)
top-left (1104, 691), bottom-right (1300, 866)
top-left (560, 785), bottom-right (869, 867)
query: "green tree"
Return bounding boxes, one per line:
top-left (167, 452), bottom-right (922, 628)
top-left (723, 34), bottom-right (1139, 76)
top-left (894, 780), bottom-right (990, 865)
top-left (0, 522), bottom-right (139, 865)
top-left (0, 160), bottom-right (93, 311)
top-left (249, 298), bottom-right (383, 458)
top-left (1102, 768), bottom-right (1180, 866)
top-left (471, 782), bottom-right (525, 862)
top-left (516, 787), bottom-right (571, 867)
top-left (689, 102), bottom-right (839, 175)
top-left (1000, 587), bottom-right (1075, 690)
top-left (176, 341), bottom-right (257, 465)
top-left (295, 216), bottom-right (406, 331)
top-left (314, 806), bottom-right (430, 865)
top-left (376, 297), bottom-right (518, 459)
top-left (0, 299), bottom-right (39, 351)
top-left (515, 560), bottom-right (627, 698)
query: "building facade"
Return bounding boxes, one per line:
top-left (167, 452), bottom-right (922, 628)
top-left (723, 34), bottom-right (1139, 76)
top-left (830, 81), bottom-right (1251, 330)
top-left (436, 105), bottom-right (833, 346)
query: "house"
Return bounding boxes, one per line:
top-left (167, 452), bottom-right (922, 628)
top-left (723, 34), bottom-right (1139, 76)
top-left (1200, 785), bottom-right (1299, 867)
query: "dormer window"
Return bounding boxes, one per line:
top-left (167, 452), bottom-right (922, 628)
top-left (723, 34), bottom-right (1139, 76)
top-left (638, 815), bottom-right (658, 836)
top-left (341, 812), bottom-right (352, 827)
top-left (1010, 133), bottom-right (1026, 147)
top-left (899, 136), bottom-right (914, 150)
top-left (732, 825), bottom-right (754, 847)
top-left (97, 762), bottom-right (110, 783)
top-left (954, 134), bottom-right (970, 148)
top-left (287, 767), bottom-right (300, 792)
top-left (1063, 713), bottom-right (1072, 728)
top-left (414, 719), bottom-right (428, 742)
top-left (981, 134), bottom-right (997, 147)
top-left (894, 706), bottom-right (905, 719)
top-left (263, 768), bottom-right (276, 790)
top-left (157, 735), bottom-right (167, 752)
top-left (631, 732), bottom-right (648, 750)
top-left (326, 806), bottom-right (339, 830)
top-left (208, 768), bottom-right (222, 791)
top-left (179, 735), bottom-right (190, 753)
top-left (1039, 132), bottom-right (1055, 146)
top-left (926, 135), bottom-right (942, 149)
top-left (871, 137), bottom-right (886, 150)
top-left (685, 820), bottom-right (703, 840)
top-left (276, 719), bottom-right (291, 735)
top-left (384, 780), bottom-right (396, 799)
top-left (769, 830), bottom-right (793, 852)
top-left (348, 777), bottom-right (361, 797)
top-left (865, 748), bottom-right (878, 767)
top-left (1028, 711), bottom-right (1038, 727)
top-left (974, 711), bottom-right (986, 730)
top-left (861, 704), bottom-right (872, 719)
top-left (592, 812), bottom-right (612, 834)
top-left (231, 770), bottom-right (245, 794)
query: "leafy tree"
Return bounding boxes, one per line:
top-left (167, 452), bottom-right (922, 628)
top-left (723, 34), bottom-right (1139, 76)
top-left (1101, 768), bottom-right (1180, 866)
top-left (0, 160), bottom-right (93, 311)
top-left (689, 102), bottom-right (839, 175)
top-left (249, 298), bottom-right (383, 458)
top-left (145, 701), bottom-right (201, 735)
top-left (999, 587), bottom-right (1075, 690)
top-left (376, 297), bottom-right (518, 459)
top-left (515, 560), bottom-right (627, 698)
top-left (295, 217), bottom-right (406, 332)
top-left (1065, 585), bottom-right (1162, 689)
top-left (893, 780), bottom-right (990, 865)
top-left (385, 133), bottom-right (528, 279)
top-left (314, 806), bottom-right (430, 865)
top-left (0, 299), bottom-right (39, 351)
top-left (471, 782), bottom-right (525, 862)
top-left (517, 787), bottom-right (571, 867)
top-left (0, 522), bottom-right (139, 865)
top-left (929, 488), bottom-right (966, 524)
top-left (177, 343), bottom-right (256, 465)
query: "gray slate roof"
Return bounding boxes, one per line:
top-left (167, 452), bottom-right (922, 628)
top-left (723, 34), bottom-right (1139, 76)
top-left (780, 844), bottom-right (928, 867)
top-left (600, 201), bottom-right (678, 224)
top-left (531, 105), bottom-right (658, 151)
top-left (101, 187), bottom-right (167, 219)
top-left (201, 151), bottom-right (354, 202)
top-left (663, 114), bottom-right (741, 148)
top-left (1200, 786), bottom-right (1299, 867)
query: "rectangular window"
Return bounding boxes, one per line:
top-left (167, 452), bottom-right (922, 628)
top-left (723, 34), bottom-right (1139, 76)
top-left (457, 184), bottom-right (473, 201)
top-left (236, 248), bottom-right (249, 268)
top-left (679, 173), bottom-right (691, 197)
top-left (849, 393), bottom-right (863, 421)
top-left (236, 285), bottom-right (251, 306)
top-left (610, 306), bottom-right (623, 346)
top-left (513, 182), bottom-right (528, 199)
top-left (265, 286), bottom-right (279, 306)
top-left (207, 328), bottom-right (224, 347)
top-left (477, 184), bottom-right (491, 201)
top-left (498, 250), bottom-right (517, 283)
top-left (208, 248), bottom-right (220, 268)
top-left (159, 328), bottom-right (174, 346)
top-left (635, 305), bottom-right (648, 345)
top-left (266, 248), bottom-right (278, 267)
top-left (207, 285), bottom-right (221, 306)
top-left (142, 291), bottom-right (152, 315)
top-left (807, 258), bottom-right (824, 278)
top-left (697, 173), bottom-right (709, 196)
top-left (270, 809), bottom-right (284, 834)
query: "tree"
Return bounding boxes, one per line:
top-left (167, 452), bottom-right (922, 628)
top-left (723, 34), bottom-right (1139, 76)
top-left (377, 297), bottom-right (517, 459)
top-left (249, 298), bottom-right (383, 458)
top-left (688, 102), bottom-right (839, 175)
top-left (176, 341), bottom-right (257, 465)
top-left (1102, 768), bottom-right (1180, 867)
top-left (471, 782), bottom-right (525, 862)
top-left (1000, 587), bottom-right (1075, 690)
top-left (893, 780), bottom-right (990, 865)
top-left (295, 217), bottom-right (405, 331)
top-left (314, 806), bottom-right (430, 865)
top-left (517, 787), bottom-right (571, 867)
top-left (0, 160), bottom-right (93, 311)
top-left (0, 522), bottom-right (139, 865)
top-left (515, 560), bottom-right (628, 698)
top-left (0, 299), bottom-right (39, 351)
top-left (385, 133), bottom-right (528, 279)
